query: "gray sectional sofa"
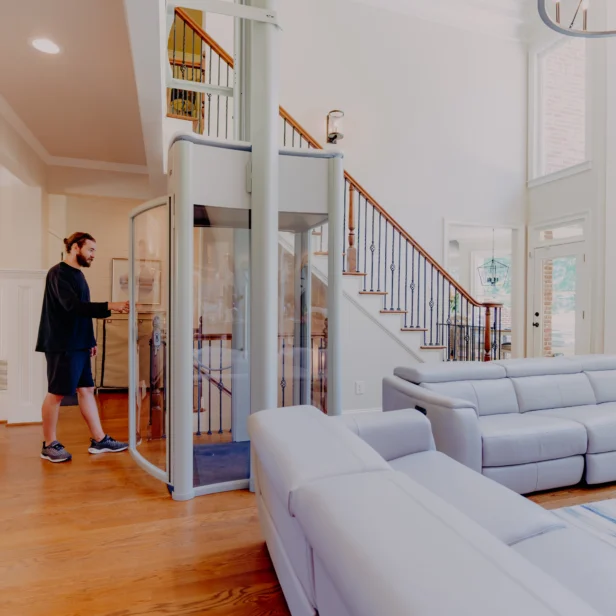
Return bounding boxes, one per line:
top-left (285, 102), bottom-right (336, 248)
top-left (249, 405), bottom-right (616, 616)
top-left (383, 355), bottom-right (616, 494)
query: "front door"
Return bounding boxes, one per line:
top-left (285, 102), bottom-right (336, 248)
top-left (532, 242), bottom-right (589, 357)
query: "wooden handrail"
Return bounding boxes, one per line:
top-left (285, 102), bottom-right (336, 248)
top-left (173, 7), bottom-right (501, 312)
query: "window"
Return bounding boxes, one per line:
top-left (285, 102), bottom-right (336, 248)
top-left (531, 38), bottom-right (587, 180)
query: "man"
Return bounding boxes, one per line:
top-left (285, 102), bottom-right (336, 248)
top-left (36, 232), bottom-right (130, 463)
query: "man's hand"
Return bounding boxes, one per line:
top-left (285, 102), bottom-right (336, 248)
top-left (91, 347), bottom-right (98, 358)
top-left (109, 301), bottom-right (130, 314)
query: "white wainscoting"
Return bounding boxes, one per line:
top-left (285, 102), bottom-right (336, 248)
top-left (0, 270), bottom-right (47, 424)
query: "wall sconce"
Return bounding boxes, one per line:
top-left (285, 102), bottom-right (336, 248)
top-left (326, 110), bottom-right (344, 144)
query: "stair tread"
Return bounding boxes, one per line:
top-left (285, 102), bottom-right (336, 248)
top-left (420, 345), bottom-right (447, 350)
top-left (359, 291), bottom-right (388, 296)
top-left (344, 272), bottom-right (367, 277)
top-left (401, 328), bottom-right (428, 332)
top-left (380, 310), bottom-right (407, 314)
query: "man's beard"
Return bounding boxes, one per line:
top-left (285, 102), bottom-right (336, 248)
top-left (76, 253), bottom-right (92, 268)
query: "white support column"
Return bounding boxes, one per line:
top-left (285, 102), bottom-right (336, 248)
top-left (327, 155), bottom-right (344, 416)
top-left (171, 140), bottom-right (195, 501)
top-left (249, 0), bottom-right (279, 414)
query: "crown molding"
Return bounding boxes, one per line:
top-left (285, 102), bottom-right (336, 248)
top-left (48, 157), bottom-right (148, 174)
top-left (349, 0), bottom-right (531, 42)
top-left (0, 95), bottom-right (148, 175)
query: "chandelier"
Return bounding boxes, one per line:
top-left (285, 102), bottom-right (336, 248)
top-left (538, 0), bottom-right (616, 38)
top-left (477, 230), bottom-right (509, 289)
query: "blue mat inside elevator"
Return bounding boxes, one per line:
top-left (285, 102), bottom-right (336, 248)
top-left (193, 441), bottom-right (251, 487)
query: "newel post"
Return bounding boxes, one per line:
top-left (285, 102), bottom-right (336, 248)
top-left (483, 305), bottom-right (492, 362)
top-left (347, 186), bottom-right (356, 271)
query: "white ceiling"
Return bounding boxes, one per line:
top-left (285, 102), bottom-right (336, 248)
top-left (0, 0), bottom-right (146, 168)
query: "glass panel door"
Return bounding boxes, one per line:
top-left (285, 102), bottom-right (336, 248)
top-left (193, 205), bottom-right (251, 489)
top-left (130, 201), bottom-right (170, 480)
top-left (533, 243), bottom-right (589, 357)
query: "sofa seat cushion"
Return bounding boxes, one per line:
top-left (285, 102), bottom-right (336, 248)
top-left (390, 450), bottom-right (564, 545)
top-left (535, 404), bottom-right (616, 454)
top-left (479, 414), bottom-right (587, 467)
top-left (514, 526), bottom-right (616, 616)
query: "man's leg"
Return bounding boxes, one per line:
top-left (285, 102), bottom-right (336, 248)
top-left (42, 393), bottom-right (64, 444)
top-left (77, 387), bottom-right (105, 442)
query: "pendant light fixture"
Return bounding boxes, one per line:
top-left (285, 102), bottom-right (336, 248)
top-left (538, 0), bottom-right (616, 38)
top-left (477, 229), bottom-right (509, 288)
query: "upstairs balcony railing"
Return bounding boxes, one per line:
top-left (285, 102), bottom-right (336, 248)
top-left (168, 7), bottom-right (504, 363)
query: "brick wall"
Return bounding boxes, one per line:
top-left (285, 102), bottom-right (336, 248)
top-left (540, 38), bottom-right (586, 175)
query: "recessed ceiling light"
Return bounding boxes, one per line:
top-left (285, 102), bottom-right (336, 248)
top-left (31, 38), bottom-right (60, 54)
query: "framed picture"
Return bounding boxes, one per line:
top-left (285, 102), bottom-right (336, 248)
top-left (111, 258), bottom-right (162, 307)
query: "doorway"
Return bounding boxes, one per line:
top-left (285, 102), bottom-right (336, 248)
top-left (531, 241), bottom-right (589, 357)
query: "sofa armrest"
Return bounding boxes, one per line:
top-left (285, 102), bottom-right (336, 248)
top-left (335, 409), bottom-right (435, 461)
top-left (382, 376), bottom-right (482, 472)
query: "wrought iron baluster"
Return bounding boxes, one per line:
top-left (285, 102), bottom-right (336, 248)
top-left (363, 197), bottom-right (368, 290)
top-left (423, 257), bottom-right (427, 332)
top-left (404, 241), bottom-right (408, 327)
top-left (207, 340), bottom-right (212, 435)
top-left (383, 221), bottom-right (388, 306)
top-left (377, 214), bottom-right (382, 292)
top-left (466, 299), bottom-right (470, 360)
top-left (472, 305), bottom-right (476, 361)
top-left (281, 337), bottom-right (287, 406)
top-left (182, 20), bottom-right (187, 118)
top-left (416, 253), bottom-right (422, 330)
top-left (218, 338), bottom-right (223, 433)
top-left (410, 247), bottom-right (416, 327)
top-left (397, 232), bottom-right (402, 311)
top-left (370, 205), bottom-right (376, 291)
top-left (429, 264), bottom-right (434, 345)
top-left (283, 119), bottom-right (287, 146)
top-left (447, 282), bottom-right (452, 360)
top-left (216, 55), bottom-right (221, 138)
top-left (225, 65), bottom-right (230, 138)
top-left (498, 307), bottom-right (503, 359)
top-left (196, 319), bottom-right (202, 436)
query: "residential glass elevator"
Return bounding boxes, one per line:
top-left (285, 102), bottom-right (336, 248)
top-left (128, 136), bottom-right (343, 500)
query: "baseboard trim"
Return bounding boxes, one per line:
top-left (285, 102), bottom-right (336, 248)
top-left (7, 421), bottom-right (43, 427)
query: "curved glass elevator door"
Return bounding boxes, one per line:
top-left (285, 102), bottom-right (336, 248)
top-left (129, 200), bottom-right (170, 481)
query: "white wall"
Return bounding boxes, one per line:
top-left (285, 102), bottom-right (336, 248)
top-left (0, 113), bottom-right (48, 270)
top-left (276, 0), bottom-right (527, 260)
top-left (65, 195), bottom-right (142, 302)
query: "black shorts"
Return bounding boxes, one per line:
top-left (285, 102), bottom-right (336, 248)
top-left (45, 351), bottom-right (94, 396)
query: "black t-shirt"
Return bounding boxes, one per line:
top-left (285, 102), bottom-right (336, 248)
top-left (36, 262), bottom-right (111, 353)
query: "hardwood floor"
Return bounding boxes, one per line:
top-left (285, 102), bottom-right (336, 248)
top-left (2, 394), bottom-right (615, 616)
top-left (0, 395), bottom-right (290, 616)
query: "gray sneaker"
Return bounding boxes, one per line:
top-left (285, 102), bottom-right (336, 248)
top-left (41, 441), bottom-right (72, 463)
top-left (88, 434), bottom-right (128, 454)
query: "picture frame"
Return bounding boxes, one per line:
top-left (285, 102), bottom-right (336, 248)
top-left (111, 258), bottom-right (162, 307)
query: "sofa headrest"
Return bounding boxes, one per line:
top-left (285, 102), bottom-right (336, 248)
top-left (574, 354), bottom-right (616, 372)
top-left (394, 363), bottom-right (506, 384)
top-left (248, 405), bottom-right (389, 515)
top-left (493, 358), bottom-right (582, 378)
top-left (337, 409), bottom-right (435, 461)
